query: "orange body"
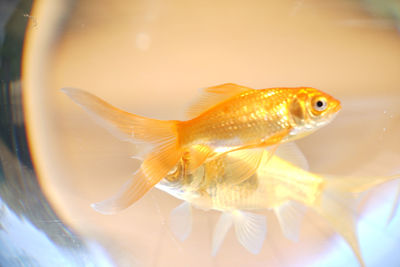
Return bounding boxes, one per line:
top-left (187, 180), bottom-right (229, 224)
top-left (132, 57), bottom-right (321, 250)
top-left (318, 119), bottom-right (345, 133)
top-left (179, 85), bottom-right (341, 153)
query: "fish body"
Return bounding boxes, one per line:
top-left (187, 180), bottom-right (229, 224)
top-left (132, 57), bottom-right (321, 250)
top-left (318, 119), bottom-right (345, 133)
top-left (157, 147), bottom-right (323, 211)
top-left (63, 83), bottom-right (340, 214)
top-left (156, 145), bottom-right (399, 266)
top-left (180, 86), bottom-right (340, 152)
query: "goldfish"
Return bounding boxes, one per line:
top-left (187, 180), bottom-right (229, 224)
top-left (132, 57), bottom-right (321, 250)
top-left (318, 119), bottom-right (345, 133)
top-left (62, 83), bottom-right (340, 214)
top-left (155, 144), bottom-right (399, 267)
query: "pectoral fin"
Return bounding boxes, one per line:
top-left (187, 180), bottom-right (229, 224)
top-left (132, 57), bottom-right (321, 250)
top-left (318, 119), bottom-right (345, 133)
top-left (257, 129), bottom-right (294, 167)
top-left (222, 148), bottom-right (264, 185)
top-left (274, 142), bottom-right (309, 171)
top-left (169, 202), bottom-right (193, 241)
top-left (184, 145), bottom-right (213, 173)
top-left (274, 201), bottom-right (306, 242)
top-left (232, 211), bottom-right (267, 254)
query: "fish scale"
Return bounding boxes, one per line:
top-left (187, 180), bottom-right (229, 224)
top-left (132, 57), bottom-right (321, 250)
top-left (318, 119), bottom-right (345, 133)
top-left (181, 89), bottom-right (296, 148)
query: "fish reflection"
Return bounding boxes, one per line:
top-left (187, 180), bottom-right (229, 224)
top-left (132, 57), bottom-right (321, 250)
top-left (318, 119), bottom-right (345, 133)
top-left (156, 144), bottom-right (399, 267)
top-left (62, 84), bottom-right (340, 214)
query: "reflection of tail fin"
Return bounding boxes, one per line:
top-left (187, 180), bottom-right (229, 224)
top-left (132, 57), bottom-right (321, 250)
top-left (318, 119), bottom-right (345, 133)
top-left (322, 174), bottom-right (399, 194)
top-left (63, 88), bottom-right (183, 213)
top-left (388, 184), bottom-right (400, 224)
top-left (316, 174), bottom-right (400, 267)
top-left (315, 184), bottom-right (365, 267)
top-left (323, 174), bottom-right (400, 225)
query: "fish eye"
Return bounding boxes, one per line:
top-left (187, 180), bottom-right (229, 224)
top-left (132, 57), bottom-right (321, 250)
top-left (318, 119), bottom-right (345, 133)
top-left (312, 97), bottom-right (327, 112)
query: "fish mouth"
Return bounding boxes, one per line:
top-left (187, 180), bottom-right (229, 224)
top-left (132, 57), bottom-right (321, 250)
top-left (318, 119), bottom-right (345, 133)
top-left (332, 101), bottom-right (342, 113)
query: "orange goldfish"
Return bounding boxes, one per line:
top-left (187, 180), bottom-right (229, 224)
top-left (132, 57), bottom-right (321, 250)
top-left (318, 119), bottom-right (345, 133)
top-left (156, 144), bottom-right (399, 267)
top-left (62, 83), bottom-right (340, 214)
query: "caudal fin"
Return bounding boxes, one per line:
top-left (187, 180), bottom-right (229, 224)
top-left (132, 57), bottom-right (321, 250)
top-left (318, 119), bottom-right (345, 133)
top-left (317, 173), bottom-right (400, 266)
top-left (62, 87), bottom-right (175, 144)
top-left (62, 88), bottom-right (183, 213)
top-left (92, 120), bottom-right (182, 213)
top-left (388, 184), bottom-right (400, 224)
top-left (323, 174), bottom-right (400, 225)
top-left (92, 168), bottom-right (154, 214)
top-left (314, 186), bottom-right (365, 267)
top-left (323, 174), bottom-right (400, 194)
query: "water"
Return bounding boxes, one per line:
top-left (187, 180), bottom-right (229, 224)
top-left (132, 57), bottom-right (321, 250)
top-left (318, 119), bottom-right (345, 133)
top-left (2, 0), bottom-right (400, 266)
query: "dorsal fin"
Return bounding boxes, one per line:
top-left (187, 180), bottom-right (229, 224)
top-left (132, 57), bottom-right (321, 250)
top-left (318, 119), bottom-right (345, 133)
top-left (186, 83), bottom-right (252, 119)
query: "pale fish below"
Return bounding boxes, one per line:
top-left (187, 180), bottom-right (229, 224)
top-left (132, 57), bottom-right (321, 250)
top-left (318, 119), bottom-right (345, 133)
top-left (155, 143), bottom-right (399, 267)
top-left (62, 84), bottom-right (340, 214)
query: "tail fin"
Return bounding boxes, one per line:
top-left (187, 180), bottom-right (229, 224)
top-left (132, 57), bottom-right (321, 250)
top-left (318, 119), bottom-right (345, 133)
top-left (62, 87), bottom-right (174, 144)
top-left (322, 174), bottom-right (399, 194)
top-left (92, 135), bottom-right (182, 214)
top-left (316, 174), bottom-right (400, 266)
top-left (314, 185), bottom-right (365, 267)
top-left (323, 174), bottom-right (400, 225)
top-left (92, 168), bottom-right (154, 214)
top-left (62, 88), bottom-right (183, 213)
top-left (388, 184), bottom-right (400, 224)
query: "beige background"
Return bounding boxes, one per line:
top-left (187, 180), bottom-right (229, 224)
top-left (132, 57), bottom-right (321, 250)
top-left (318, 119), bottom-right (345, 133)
top-left (23, 0), bottom-right (400, 266)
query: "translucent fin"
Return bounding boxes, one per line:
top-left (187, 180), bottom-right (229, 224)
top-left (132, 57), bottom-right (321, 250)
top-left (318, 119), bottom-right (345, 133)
top-left (274, 201), bottom-right (306, 242)
top-left (315, 187), bottom-right (365, 267)
top-left (62, 88), bottom-right (177, 144)
top-left (261, 143), bottom-right (280, 167)
top-left (91, 169), bottom-right (155, 214)
top-left (212, 212), bottom-right (234, 256)
top-left (141, 140), bottom-right (182, 184)
top-left (324, 174), bottom-right (400, 194)
top-left (274, 142), bottom-right (309, 171)
top-left (232, 211), bottom-right (267, 254)
top-left (169, 202), bottom-right (192, 241)
top-left (223, 148), bottom-right (264, 185)
top-left (256, 129), bottom-right (293, 167)
top-left (184, 145), bottom-right (213, 173)
top-left (388, 183), bottom-right (400, 224)
top-left (186, 83), bottom-right (251, 118)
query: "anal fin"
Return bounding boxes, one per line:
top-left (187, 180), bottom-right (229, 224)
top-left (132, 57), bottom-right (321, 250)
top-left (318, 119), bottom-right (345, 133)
top-left (211, 210), bottom-right (267, 256)
top-left (212, 212), bottom-right (234, 256)
top-left (169, 202), bottom-right (192, 241)
top-left (232, 211), bottom-right (267, 254)
top-left (274, 200), bottom-right (306, 242)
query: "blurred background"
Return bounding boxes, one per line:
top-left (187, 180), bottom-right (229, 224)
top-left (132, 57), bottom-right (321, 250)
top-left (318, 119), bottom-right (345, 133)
top-left (1, 0), bottom-right (400, 266)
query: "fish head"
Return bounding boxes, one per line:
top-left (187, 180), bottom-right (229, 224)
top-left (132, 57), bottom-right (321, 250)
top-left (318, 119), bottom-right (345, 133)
top-left (288, 87), bottom-right (341, 137)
